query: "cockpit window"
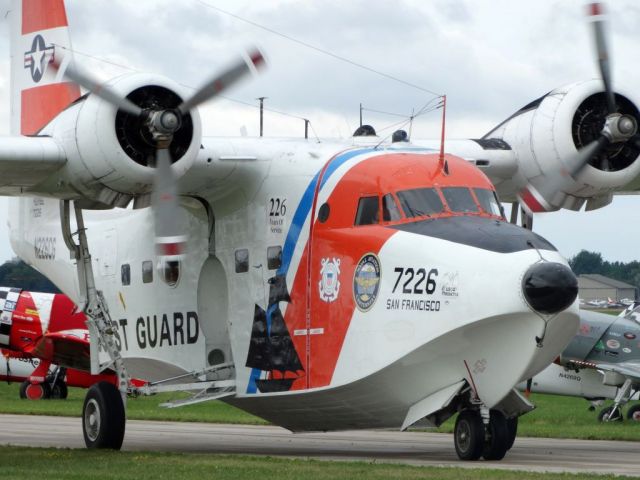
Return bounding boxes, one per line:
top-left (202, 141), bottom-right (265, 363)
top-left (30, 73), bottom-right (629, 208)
top-left (397, 188), bottom-right (444, 218)
top-left (382, 194), bottom-right (402, 221)
top-left (441, 187), bottom-right (478, 213)
top-left (355, 196), bottom-right (380, 226)
top-left (474, 188), bottom-right (503, 217)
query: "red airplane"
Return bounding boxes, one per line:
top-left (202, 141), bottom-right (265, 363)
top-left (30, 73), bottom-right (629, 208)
top-left (0, 287), bottom-right (122, 399)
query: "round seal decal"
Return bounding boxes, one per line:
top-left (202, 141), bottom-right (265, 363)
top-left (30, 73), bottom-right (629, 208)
top-left (353, 253), bottom-right (381, 312)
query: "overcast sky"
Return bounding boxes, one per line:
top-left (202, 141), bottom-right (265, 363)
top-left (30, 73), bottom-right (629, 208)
top-left (0, 0), bottom-right (638, 263)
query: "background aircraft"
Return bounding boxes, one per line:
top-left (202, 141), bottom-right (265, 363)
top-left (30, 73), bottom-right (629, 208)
top-left (0, 287), bottom-right (119, 399)
top-left (0, 0), bottom-right (632, 462)
top-left (522, 303), bottom-right (640, 422)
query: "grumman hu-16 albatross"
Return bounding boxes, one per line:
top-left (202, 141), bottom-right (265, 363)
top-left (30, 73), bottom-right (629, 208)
top-left (0, 287), bottom-right (123, 399)
top-left (521, 303), bottom-right (640, 423)
top-left (2, 0), bottom-right (638, 461)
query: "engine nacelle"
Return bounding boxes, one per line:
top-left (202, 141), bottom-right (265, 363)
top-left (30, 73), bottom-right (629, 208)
top-left (486, 80), bottom-right (640, 211)
top-left (44, 73), bottom-right (202, 207)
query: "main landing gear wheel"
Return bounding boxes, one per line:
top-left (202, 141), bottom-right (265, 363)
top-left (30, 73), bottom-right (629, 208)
top-left (82, 382), bottom-right (126, 449)
top-left (483, 410), bottom-right (510, 461)
top-left (20, 381), bottom-right (51, 400)
top-left (454, 410), bottom-right (485, 461)
top-left (626, 404), bottom-right (640, 421)
top-left (505, 416), bottom-right (518, 451)
top-left (598, 405), bottom-right (623, 422)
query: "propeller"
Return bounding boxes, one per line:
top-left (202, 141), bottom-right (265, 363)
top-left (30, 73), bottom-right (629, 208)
top-left (56, 48), bottom-right (265, 258)
top-left (520, 3), bottom-right (638, 212)
top-left (577, 3), bottom-right (637, 166)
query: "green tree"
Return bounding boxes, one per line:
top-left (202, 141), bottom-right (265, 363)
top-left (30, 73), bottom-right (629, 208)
top-left (569, 250), bottom-right (604, 275)
top-left (0, 258), bottom-right (60, 293)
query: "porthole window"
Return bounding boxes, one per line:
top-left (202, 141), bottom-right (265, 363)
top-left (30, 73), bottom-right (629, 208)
top-left (121, 264), bottom-right (131, 286)
top-left (235, 249), bottom-right (249, 273)
top-left (318, 203), bottom-right (330, 223)
top-left (142, 260), bottom-right (153, 284)
top-left (159, 260), bottom-right (181, 287)
top-left (267, 246), bottom-right (282, 270)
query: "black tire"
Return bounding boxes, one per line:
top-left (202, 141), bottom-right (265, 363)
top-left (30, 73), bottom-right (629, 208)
top-left (19, 380), bottom-right (28, 399)
top-left (505, 416), bottom-right (518, 451)
top-left (23, 381), bottom-right (51, 400)
top-left (598, 405), bottom-right (623, 422)
top-left (82, 382), bottom-right (126, 449)
top-left (626, 404), bottom-right (640, 421)
top-left (483, 410), bottom-right (509, 461)
top-left (454, 410), bottom-right (485, 461)
top-left (51, 381), bottom-right (68, 400)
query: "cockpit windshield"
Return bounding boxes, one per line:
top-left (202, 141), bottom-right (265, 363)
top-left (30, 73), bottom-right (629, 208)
top-left (396, 188), bottom-right (444, 218)
top-left (441, 187), bottom-right (478, 213)
top-left (354, 185), bottom-right (505, 227)
top-left (474, 188), bottom-right (504, 217)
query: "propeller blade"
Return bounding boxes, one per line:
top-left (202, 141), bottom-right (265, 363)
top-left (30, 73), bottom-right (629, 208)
top-left (151, 148), bottom-right (187, 257)
top-left (588, 3), bottom-right (616, 114)
top-left (55, 60), bottom-right (144, 117)
top-left (567, 135), bottom-right (610, 176)
top-left (178, 48), bottom-right (265, 115)
top-left (525, 378), bottom-right (532, 398)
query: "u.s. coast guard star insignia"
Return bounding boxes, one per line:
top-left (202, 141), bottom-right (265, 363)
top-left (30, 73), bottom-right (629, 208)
top-left (24, 34), bottom-right (55, 83)
top-left (319, 258), bottom-right (341, 303)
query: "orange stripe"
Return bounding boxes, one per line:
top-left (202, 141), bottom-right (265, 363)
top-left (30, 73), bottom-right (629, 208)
top-left (21, 82), bottom-right (80, 135)
top-left (22, 0), bottom-right (69, 35)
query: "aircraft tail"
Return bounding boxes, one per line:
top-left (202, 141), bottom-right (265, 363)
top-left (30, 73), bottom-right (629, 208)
top-left (9, 0), bottom-right (80, 136)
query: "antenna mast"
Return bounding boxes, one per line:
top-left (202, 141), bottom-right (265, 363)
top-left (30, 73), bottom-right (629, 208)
top-left (438, 95), bottom-right (448, 175)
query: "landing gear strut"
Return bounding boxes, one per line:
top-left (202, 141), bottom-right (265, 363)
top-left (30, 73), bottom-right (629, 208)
top-left (62, 201), bottom-right (130, 450)
top-left (454, 409), bottom-right (517, 461)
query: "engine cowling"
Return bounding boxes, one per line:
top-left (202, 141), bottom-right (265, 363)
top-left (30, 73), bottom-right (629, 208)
top-left (45, 73), bottom-right (202, 207)
top-left (486, 79), bottom-right (640, 211)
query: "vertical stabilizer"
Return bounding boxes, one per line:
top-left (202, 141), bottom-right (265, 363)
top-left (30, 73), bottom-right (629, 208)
top-left (9, 0), bottom-right (80, 136)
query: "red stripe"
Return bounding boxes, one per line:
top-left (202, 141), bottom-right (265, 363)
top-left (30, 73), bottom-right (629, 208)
top-left (519, 188), bottom-right (546, 213)
top-left (589, 3), bottom-right (602, 16)
top-left (22, 0), bottom-right (69, 35)
top-left (21, 82), bottom-right (80, 135)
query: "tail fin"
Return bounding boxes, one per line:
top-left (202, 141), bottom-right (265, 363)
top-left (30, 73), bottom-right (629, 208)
top-left (9, 0), bottom-right (80, 136)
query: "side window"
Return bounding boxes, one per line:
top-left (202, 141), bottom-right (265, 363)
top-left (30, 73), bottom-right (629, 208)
top-left (267, 246), bottom-right (282, 270)
top-left (160, 260), bottom-right (181, 287)
top-left (142, 260), bottom-right (153, 284)
top-left (355, 196), bottom-right (380, 226)
top-left (235, 249), bottom-right (249, 273)
top-left (121, 264), bottom-right (130, 286)
top-left (382, 194), bottom-right (402, 221)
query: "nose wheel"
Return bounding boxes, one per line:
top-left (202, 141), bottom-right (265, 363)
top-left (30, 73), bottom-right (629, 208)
top-left (454, 409), bottom-right (517, 461)
top-left (82, 381), bottom-right (126, 449)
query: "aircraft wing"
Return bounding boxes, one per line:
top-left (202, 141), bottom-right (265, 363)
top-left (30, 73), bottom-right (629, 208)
top-left (30, 329), bottom-right (90, 372)
top-left (595, 361), bottom-right (640, 383)
top-left (0, 136), bottom-right (66, 191)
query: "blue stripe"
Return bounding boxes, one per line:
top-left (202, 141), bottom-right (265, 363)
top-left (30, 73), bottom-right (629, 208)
top-left (277, 147), bottom-right (377, 277)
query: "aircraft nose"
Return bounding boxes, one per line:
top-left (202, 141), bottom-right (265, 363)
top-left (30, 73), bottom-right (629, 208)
top-left (522, 262), bottom-right (578, 315)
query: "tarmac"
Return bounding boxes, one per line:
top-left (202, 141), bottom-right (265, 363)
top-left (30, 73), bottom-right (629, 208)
top-left (1, 414), bottom-right (639, 476)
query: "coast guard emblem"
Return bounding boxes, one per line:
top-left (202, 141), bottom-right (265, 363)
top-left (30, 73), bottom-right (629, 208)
top-left (353, 253), bottom-right (381, 312)
top-left (319, 258), bottom-right (341, 303)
